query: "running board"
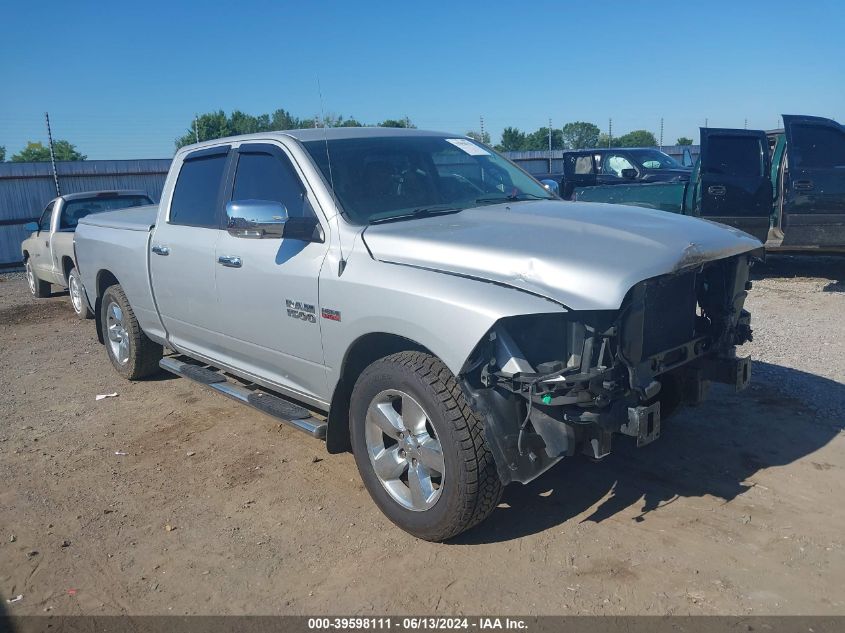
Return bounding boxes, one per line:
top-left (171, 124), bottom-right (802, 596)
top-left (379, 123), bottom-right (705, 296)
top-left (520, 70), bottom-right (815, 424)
top-left (159, 356), bottom-right (327, 439)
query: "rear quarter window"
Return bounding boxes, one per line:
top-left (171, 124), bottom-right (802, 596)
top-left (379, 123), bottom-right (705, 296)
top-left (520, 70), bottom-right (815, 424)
top-left (169, 152), bottom-right (228, 227)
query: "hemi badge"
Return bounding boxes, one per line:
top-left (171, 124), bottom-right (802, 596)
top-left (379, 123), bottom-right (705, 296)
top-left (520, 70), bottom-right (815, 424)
top-left (321, 308), bottom-right (341, 322)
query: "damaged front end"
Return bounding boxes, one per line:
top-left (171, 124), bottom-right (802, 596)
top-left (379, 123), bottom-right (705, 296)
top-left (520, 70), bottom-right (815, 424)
top-left (460, 252), bottom-right (759, 485)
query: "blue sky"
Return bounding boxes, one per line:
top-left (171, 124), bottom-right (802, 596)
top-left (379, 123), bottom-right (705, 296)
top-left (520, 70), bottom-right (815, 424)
top-left (2, 0), bottom-right (844, 159)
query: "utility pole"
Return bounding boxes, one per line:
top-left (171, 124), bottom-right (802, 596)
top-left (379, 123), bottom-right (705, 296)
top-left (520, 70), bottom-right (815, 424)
top-left (548, 118), bottom-right (553, 152)
top-left (744, 118), bottom-right (748, 130)
top-left (44, 112), bottom-right (60, 196)
top-left (659, 117), bottom-right (664, 149)
top-left (608, 118), bottom-right (613, 147)
top-left (194, 115), bottom-right (200, 143)
top-left (704, 117), bottom-right (709, 129)
top-left (480, 115), bottom-right (485, 143)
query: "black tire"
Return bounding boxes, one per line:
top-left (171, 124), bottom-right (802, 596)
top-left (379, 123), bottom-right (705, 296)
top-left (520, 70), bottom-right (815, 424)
top-left (100, 284), bottom-right (162, 380)
top-left (25, 259), bottom-right (51, 298)
top-left (350, 351), bottom-right (503, 541)
top-left (67, 267), bottom-right (93, 320)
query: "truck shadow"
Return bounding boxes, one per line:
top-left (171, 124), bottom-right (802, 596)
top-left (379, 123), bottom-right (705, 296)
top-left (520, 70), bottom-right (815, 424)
top-left (752, 254), bottom-right (845, 293)
top-left (454, 360), bottom-right (845, 544)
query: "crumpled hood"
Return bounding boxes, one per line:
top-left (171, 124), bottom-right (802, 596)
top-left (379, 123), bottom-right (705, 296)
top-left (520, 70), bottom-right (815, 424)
top-left (362, 200), bottom-right (762, 311)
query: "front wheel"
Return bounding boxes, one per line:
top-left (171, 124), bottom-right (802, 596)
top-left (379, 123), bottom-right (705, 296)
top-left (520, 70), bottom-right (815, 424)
top-left (67, 267), bottom-right (93, 320)
top-left (100, 284), bottom-right (162, 380)
top-left (350, 351), bottom-right (503, 541)
top-left (25, 259), bottom-right (51, 298)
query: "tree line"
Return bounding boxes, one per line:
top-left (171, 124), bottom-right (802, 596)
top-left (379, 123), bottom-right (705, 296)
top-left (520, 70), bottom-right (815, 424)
top-left (174, 109), bottom-right (415, 149)
top-left (0, 111), bottom-right (697, 163)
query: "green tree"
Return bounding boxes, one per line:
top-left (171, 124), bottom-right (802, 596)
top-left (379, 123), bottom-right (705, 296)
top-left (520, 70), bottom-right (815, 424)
top-left (11, 140), bottom-right (86, 162)
top-left (561, 121), bottom-right (601, 149)
top-left (615, 130), bottom-right (658, 147)
top-left (498, 127), bottom-right (527, 151)
top-left (379, 118), bottom-right (415, 128)
top-left (524, 127), bottom-right (564, 151)
top-left (269, 108), bottom-right (308, 130)
top-left (597, 133), bottom-right (616, 148)
top-left (676, 136), bottom-right (694, 145)
top-left (466, 130), bottom-right (491, 144)
top-left (0, 146), bottom-right (5, 162)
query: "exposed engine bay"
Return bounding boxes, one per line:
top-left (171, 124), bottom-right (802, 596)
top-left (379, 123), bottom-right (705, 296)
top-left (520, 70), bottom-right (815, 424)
top-left (460, 252), bottom-right (758, 485)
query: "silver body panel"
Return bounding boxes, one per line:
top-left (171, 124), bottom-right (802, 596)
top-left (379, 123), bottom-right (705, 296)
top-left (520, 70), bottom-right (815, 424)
top-left (74, 129), bottom-right (762, 413)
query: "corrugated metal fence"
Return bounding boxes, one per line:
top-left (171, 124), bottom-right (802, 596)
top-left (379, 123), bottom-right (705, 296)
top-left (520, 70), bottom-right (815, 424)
top-left (0, 159), bottom-right (171, 268)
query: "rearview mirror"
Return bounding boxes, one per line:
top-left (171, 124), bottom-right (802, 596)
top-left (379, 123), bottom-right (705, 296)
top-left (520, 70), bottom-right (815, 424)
top-left (621, 168), bottom-right (638, 180)
top-left (539, 179), bottom-right (560, 196)
top-left (226, 200), bottom-right (287, 238)
top-left (24, 222), bottom-right (39, 233)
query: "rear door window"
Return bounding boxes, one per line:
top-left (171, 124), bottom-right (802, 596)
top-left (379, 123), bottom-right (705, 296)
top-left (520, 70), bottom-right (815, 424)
top-left (169, 150), bottom-right (229, 227)
top-left (790, 124), bottom-right (845, 168)
top-left (702, 136), bottom-right (763, 177)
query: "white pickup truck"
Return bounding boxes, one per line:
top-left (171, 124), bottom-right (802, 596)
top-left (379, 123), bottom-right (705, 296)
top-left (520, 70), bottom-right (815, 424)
top-left (21, 190), bottom-right (152, 317)
top-left (73, 128), bottom-right (762, 540)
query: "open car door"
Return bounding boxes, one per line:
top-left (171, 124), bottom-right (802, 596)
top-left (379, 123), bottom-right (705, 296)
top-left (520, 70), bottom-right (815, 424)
top-left (780, 114), bottom-right (845, 250)
top-left (697, 128), bottom-right (772, 242)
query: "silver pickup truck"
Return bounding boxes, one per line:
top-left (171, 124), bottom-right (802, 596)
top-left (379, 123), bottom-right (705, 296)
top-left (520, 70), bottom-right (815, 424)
top-left (74, 128), bottom-right (762, 540)
top-left (21, 190), bottom-right (152, 317)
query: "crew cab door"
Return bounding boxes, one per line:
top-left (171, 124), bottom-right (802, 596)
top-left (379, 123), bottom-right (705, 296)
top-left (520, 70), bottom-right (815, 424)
top-left (149, 145), bottom-right (230, 359)
top-left (562, 152), bottom-right (597, 199)
top-left (780, 115), bottom-right (845, 249)
top-left (213, 142), bottom-right (329, 402)
top-left (697, 128), bottom-right (772, 241)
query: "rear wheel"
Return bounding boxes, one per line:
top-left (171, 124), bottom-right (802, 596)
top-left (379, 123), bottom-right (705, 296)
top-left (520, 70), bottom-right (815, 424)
top-left (350, 351), bottom-right (503, 541)
top-left (25, 259), bottom-right (51, 298)
top-left (67, 267), bottom-right (93, 320)
top-left (101, 284), bottom-right (162, 380)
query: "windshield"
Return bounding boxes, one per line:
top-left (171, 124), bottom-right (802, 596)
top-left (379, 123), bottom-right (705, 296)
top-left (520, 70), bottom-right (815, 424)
top-left (627, 149), bottom-right (684, 170)
top-left (59, 195), bottom-right (152, 230)
top-left (302, 136), bottom-right (554, 224)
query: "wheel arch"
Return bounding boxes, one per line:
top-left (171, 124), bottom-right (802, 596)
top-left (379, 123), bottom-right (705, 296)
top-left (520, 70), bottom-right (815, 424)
top-left (61, 256), bottom-right (75, 284)
top-left (325, 332), bottom-right (433, 454)
top-left (93, 269), bottom-right (121, 344)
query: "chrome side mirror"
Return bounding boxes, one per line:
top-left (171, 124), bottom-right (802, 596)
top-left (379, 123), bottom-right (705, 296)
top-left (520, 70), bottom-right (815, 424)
top-left (540, 179), bottom-right (560, 196)
top-left (24, 222), bottom-right (39, 233)
top-left (226, 200), bottom-right (287, 238)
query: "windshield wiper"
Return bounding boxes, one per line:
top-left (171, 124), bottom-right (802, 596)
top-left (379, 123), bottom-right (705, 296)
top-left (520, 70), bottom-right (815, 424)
top-left (369, 205), bottom-right (465, 225)
top-left (475, 192), bottom-right (551, 204)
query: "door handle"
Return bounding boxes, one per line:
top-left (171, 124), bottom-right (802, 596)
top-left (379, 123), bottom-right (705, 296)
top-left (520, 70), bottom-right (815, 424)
top-left (217, 255), bottom-right (242, 268)
top-left (794, 180), bottom-right (814, 192)
top-left (151, 244), bottom-right (170, 256)
top-left (707, 185), bottom-right (727, 196)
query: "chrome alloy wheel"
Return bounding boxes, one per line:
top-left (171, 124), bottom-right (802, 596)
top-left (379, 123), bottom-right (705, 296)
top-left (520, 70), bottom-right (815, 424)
top-left (69, 272), bottom-right (84, 314)
top-left (25, 261), bottom-right (36, 295)
top-left (106, 301), bottom-right (130, 365)
top-left (365, 389), bottom-right (445, 511)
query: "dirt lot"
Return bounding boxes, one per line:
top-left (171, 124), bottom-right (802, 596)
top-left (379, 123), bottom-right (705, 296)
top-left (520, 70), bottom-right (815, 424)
top-left (1, 256), bottom-right (843, 616)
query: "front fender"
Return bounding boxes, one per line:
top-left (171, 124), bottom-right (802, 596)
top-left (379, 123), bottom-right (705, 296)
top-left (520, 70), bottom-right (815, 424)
top-left (319, 251), bottom-right (567, 396)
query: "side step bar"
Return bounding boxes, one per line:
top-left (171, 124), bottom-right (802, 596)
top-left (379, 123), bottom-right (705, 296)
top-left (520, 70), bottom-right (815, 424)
top-left (159, 356), bottom-right (327, 439)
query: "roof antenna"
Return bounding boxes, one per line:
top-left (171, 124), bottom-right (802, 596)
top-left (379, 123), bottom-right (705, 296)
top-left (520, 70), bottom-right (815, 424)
top-left (317, 77), bottom-right (346, 276)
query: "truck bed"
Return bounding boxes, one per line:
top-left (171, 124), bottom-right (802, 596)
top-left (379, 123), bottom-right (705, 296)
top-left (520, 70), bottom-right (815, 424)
top-left (74, 205), bottom-right (165, 344)
top-left (77, 204), bottom-right (159, 231)
top-left (574, 181), bottom-right (688, 214)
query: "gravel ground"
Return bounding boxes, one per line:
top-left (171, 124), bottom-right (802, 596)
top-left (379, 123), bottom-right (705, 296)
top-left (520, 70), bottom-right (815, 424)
top-left (0, 255), bottom-right (843, 616)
